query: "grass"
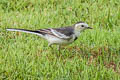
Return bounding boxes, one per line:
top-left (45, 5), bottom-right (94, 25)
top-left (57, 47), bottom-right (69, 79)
top-left (0, 0), bottom-right (120, 79)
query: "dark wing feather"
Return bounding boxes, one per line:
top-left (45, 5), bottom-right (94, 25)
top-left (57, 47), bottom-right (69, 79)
top-left (36, 29), bottom-right (55, 36)
top-left (53, 26), bottom-right (74, 36)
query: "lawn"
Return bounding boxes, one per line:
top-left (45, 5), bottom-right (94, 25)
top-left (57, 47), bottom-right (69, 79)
top-left (0, 0), bottom-right (120, 80)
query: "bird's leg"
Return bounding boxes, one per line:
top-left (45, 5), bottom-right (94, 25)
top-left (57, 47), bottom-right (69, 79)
top-left (48, 43), bottom-right (53, 49)
top-left (48, 43), bottom-right (55, 54)
top-left (58, 45), bottom-right (61, 54)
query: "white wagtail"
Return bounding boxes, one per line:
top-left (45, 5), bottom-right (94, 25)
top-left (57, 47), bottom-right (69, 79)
top-left (6, 21), bottom-right (92, 51)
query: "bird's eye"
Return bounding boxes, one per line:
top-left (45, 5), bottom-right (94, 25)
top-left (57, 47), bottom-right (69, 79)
top-left (81, 25), bottom-right (84, 27)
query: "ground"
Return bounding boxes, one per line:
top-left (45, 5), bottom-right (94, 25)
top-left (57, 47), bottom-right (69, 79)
top-left (0, 0), bottom-right (120, 80)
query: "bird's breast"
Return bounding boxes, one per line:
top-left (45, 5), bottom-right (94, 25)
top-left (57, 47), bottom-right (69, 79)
top-left (46, 35), bottom-right (75, 45)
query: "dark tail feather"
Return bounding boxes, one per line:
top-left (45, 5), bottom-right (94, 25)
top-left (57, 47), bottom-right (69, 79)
top-left (6, 28), bottom-right (44, 37)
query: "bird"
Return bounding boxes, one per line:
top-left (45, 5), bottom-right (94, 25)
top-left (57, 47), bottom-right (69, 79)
top-left (6, 21), bottom-right (92, 52)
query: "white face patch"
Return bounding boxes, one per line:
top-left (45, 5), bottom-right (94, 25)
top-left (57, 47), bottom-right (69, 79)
top-left (75, 23), bottom-right (89, 28)
top-left (74, 23), bottom-right (89, 32)
top-left (74, 22), bottom-right (89, 37)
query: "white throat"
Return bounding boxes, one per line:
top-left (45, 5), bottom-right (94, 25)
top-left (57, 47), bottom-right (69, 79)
top-left (74, 30), bottom-right (81, 37)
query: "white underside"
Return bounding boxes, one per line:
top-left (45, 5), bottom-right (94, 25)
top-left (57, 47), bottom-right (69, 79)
top-left (44, 34), bottom-right (75, 45)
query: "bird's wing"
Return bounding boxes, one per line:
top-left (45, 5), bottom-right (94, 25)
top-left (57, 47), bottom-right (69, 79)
top-left (37, 27), bottom-right (74, 40)
top-left (51, 27), bottom-right (74, 40)
top-left (51, 29), bottom-right (70, 39)
top-left (36, 29), bottom-right (54, 36)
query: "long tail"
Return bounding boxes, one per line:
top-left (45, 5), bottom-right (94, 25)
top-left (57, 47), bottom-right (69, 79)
top-left (6, 28), bottom-right (44, 37)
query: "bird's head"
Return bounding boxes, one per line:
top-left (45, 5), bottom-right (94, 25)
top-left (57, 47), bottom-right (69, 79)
top-left (74, 21), bottom-right (92, 32)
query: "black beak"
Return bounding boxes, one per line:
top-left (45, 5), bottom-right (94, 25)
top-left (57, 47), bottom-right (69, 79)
top-left (87, 27), bottom-right (93, 29)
